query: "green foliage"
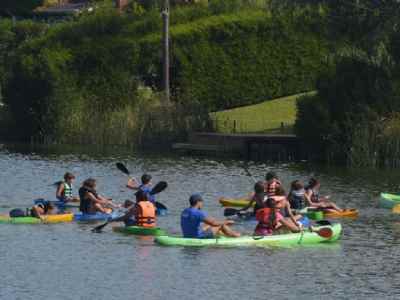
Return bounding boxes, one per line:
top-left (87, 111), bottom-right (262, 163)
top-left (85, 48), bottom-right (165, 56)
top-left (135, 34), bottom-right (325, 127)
top-left (2, 2), bottom-right (331, 144)
top-left (0, 0), bottom-right (44, 15)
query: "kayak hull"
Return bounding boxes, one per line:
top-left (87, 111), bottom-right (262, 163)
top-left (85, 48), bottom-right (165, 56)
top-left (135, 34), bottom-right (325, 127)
top-left (219, 197), bottom-right (253, 208)
top-left (74, 212), bottom-right (117, 222)
top-left (155, 223), bottom-right (342, 248)
top-left (0, 213), bottom-right (74, 224)
top-left (222, 198), bottom-right (358, 219)
top-left (298, 208), bottom-right (359, 219)
top-left (113, 226), bottom-right (167, 236)
top-left (379, 193), bottom-right (400, 209)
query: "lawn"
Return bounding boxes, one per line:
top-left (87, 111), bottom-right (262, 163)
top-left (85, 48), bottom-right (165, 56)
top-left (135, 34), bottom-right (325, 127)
top-left (210, 91), bottom-right (316, 134)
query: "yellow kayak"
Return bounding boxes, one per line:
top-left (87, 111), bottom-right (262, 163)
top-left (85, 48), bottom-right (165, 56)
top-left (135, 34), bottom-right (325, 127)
top-left (219, 197), bottom-right (252, 208)
top-left (0, 213), bottom-right (74, 224)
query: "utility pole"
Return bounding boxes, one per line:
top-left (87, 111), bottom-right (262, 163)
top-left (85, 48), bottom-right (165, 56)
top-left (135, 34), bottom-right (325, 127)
top-left (162, 0), bottom-right (170, 104)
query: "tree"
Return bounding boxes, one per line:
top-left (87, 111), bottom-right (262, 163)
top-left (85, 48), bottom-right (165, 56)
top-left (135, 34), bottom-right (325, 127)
top-left (0, 0), bottom-right (44, 15)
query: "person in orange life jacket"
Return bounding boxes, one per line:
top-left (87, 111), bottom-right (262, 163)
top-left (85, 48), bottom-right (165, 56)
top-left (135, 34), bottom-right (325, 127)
top-left (56, 172), bottom-right (79, 203)
top-left (305, 178), bottom-right (342, 212)
top-left (181, 194), bottom-right (240, 239)
top-left (79, 178), bottom-right (119, 214)
top-left (240, 181), bottom-right (267, 215)
top-left (271, 185), bottom-right (302, 226)
top-left (264, 172), bottom-right (282, 197)
top-left (112, 191), bottom-right (156, 227)
top-left (126, 174), bottom-right (156, 204)
top-left (254, 197), bottom-right (302, 236)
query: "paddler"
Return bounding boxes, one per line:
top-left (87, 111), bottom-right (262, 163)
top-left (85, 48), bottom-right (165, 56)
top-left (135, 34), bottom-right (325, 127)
top-left (271, 186), bottom-right (302, 226)
top-left (79, 178), bottom-right (118, 214)
top-left (265, 171), bottom-right (282, 197)
top-left (9, 201), bottom-right (58, 220)
top-left (56, 172), bottom-right (80, 203)
top-left (240, 181), bottom-right (266, 215)
top-left (111, 190), bottom-right (156, 227)
top-left (254, 197), bottom-right (302, 236)
top-left (288, 180), bottom-right (307, 210)
top-left (127, 174), bottom-right (156, 204)
top-left (305, 178), bottom-right (342, 212)
top-left (181, 193), bottom-right (240, 238)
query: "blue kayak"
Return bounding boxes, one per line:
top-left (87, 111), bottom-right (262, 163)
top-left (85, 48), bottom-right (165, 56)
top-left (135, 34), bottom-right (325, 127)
top-left (74, 212), bottom-right (119, 222)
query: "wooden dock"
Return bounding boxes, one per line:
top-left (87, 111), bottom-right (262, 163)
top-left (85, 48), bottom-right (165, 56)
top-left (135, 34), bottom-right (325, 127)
top-left (173, 132), bottom-right (303, 160)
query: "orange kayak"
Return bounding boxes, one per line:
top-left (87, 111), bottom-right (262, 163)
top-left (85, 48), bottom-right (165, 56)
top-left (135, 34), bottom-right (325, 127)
top-left (323, 208), bottom-right (359, 218)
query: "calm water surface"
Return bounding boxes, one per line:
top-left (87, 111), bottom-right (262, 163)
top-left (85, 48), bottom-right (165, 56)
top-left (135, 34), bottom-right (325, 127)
top-left (0, 144), bottom-right (399, 300)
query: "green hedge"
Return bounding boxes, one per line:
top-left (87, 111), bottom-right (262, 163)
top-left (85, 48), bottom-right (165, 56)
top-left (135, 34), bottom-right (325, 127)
top-left (3, 4), bottom-right (331, 143)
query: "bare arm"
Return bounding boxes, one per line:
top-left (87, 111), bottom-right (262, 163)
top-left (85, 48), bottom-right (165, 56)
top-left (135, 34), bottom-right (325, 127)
top-left (241, 198), bottom-right (256, 212)
top-left (56, 183), bottom-right (65, 200)
top-left (279, 218), bottom-right (301, 233)
top-left (112, 207), bottom-right (136, 222)
top-left (285, 202), bottom-right (298, 225)
top-left (204, 217), bottom-right (233, 227)
top-left (304, 191), bottom-right (314, 206)
top-left (126, 178), bottom-right (140, 190)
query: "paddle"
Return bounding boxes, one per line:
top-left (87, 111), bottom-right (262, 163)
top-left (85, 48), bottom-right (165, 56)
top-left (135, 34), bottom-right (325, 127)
top-left (224, 208), bottom-right (243, 217)
top-left (116, 162), bottom-right (168, 207)
top-left (116, 162), bottom-right (131, 177)
top-left (93, 180), bottom-right (169, 233)
top-left (243, 165), bottom-right (257, 183)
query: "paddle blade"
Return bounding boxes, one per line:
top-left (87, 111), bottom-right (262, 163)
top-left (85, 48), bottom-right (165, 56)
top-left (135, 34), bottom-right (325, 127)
top-left (224, 208), bottom-right (241, 217)
top-left (150, 181), bottom-right (168, 195)
top-left (155, 201), bottom-right (168, 210)
top-left (92, 222), bottom-right (109, 233)
top-left (393, 204), bottom-right (400, 214)
top-left (316, 227), bottom-right (333, 238)
top-left (116, 163), bottom-right (130, 176)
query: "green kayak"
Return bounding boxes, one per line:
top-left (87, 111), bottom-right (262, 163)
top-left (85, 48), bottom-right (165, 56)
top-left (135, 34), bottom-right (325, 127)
top-left (379, 193), bottom-right (400, 209)
top-left (155, 223), bottom-right (342, 247)
top-left (113, 226), bottom-right (167, 236)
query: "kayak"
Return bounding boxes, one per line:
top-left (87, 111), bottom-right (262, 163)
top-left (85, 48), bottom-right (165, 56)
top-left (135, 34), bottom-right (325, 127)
top-left (298, 208), bottom-right (359, 219)
top-left (221, 198), bottom-right (357, 219)
top-left (324, 208), bottom-right (358, 218)
top-left (219, 197), bottom-right (252, 208)
top-left (113, 226), bottom-right (167, 236)
top-left (155, 223), bottom-right (342, 247)
top-left (74, 212), bottom-right (119, 222)
top-left (0, 213), bottom-right (74, 224)
top-left (379, 193), bottom-right (400, 209)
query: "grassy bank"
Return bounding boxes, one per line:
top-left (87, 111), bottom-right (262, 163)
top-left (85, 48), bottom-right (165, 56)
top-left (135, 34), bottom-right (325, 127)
top-left (211, 92), bottom-right (315, 134)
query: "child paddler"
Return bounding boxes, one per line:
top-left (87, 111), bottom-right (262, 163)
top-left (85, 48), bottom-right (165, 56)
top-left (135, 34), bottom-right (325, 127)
top-left (111, 190), bottom-right (156, 227)
top-left (56, 172), bottom-right (80, 203)
top-left (127, 174), bottom-right (156, 204)
top-left (240, 181), bottom-right (266, 215)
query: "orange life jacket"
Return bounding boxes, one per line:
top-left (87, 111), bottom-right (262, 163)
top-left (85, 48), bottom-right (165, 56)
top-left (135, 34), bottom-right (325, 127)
top-left (135, 201), bottom-right (156, 228)
top-left (255, 207), bottom-right (273, 226)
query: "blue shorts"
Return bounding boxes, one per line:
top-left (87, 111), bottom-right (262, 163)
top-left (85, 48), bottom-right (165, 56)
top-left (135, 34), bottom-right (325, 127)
top-left (124, 219), bottom-right (137, 227)
top-left (199, 228), bottom-right (214, 239)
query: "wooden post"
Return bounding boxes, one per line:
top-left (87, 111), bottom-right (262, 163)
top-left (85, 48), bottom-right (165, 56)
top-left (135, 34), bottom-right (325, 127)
top-left (162, 0), bottom-right (170, 104)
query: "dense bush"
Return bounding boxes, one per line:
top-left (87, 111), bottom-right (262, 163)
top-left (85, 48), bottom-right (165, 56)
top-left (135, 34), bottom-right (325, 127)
top-left (2, 2), bottom-right (331, 144)
top-left (295, 47), bottom-right (400, 167)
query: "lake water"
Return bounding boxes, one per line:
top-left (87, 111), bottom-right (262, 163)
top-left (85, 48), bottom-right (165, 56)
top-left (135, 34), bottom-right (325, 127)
top-left (0, 143), bottom-right (399, 300)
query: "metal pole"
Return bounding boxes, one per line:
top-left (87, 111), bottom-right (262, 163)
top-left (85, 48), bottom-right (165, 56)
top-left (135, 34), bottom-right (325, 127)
top-left (162, 0), bottom-right (170, 104)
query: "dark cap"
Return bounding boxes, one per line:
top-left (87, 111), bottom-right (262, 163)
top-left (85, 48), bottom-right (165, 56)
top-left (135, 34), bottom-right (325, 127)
top-left (189, 193), bottom-right (203, 206)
